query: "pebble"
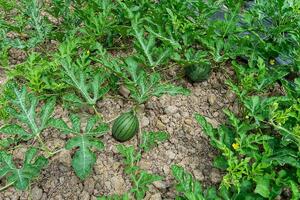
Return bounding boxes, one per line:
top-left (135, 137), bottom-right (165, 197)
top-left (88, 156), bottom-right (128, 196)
top-left (31, 186), bottom-right (43, 200)
top-left (184, 118), bottom-right (193, 125)
top-left (79, 191), bottom-right (90, 200)
top-left (208, 94), bottom-right (217, 106)
top-left (153, 181), bottom-right (167, 189)
top-left (56, 150), bottom-right (72, 166)
top-left (210, 169), bottom-right (222, 183)
top-left (84, 178), bottom-right (95, 193)
top-left (149, 193), bottom-right (162, 200)
top-left (111, 176), bottom-right (126, 194)
top-left (156, 120), bottom-right (166, 130)
top-left (164, 105), bottom-right (178, 114)
top-left (205, 117), bottom-right (219, 128)
top-left (160, 115), bottom-right (170, 124)
top-left (119, 85), bottom-right (130, 98)
top-left (166, 150), bottom-right (176, 159)
top-left (141, 116), bottom-right (150, 127)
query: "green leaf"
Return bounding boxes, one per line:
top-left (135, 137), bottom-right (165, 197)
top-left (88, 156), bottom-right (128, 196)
top-left (0, 86), bottom-right (56, 139)
top-left (117, 144), bottom-right (141, 174)
top-left (152, 84), bottom-right (190, 97)
top-left (40, 97), bottom-right (56, 129)
top-left (51, 114), bottom-right (108, 179)
top-left (60, 57), bottom-right (110, 106)
top-left (48, 118), bottom-right (73, 134)
top-left (124, 62), bottom-right (189, 104)
top-left (0, 124), bottom-right (30, 138)
top-left (0, 148), bottom-right (48, 190)
top-left (140, 131), bottom-right (169, 152)
top-left (62, 93), bottom-right (84, 105)
top-left (195, 114), bottom-right (217, 139)
top-left (254, 176), bottom-right (270, 198)
top-left (131, 171), bottom-right (162, 200)
top-left (71, 147), bottom-right (96, 180)
top-left (171, 165), bottom-right (205, 200)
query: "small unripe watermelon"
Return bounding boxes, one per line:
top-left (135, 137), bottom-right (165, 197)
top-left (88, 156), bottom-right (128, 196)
top-left (185, 63), bottom-right (212, 82)
top-left (112, 111), bottom-right (139, 142)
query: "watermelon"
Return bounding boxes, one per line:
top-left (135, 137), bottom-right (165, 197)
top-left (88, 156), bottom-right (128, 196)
top-left (112, 111), bottom-right (139, 142)
top-left (185, 63), bottom-right (212, 82)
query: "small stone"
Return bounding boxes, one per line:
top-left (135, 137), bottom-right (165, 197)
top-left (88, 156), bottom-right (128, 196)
top-left (163, 165), bottom-right (170, 174)
top-left (184, 118), bottom-right (193, 125)
top-left (149, 193), bottom-right (162, 200)
top-left (104, 181), bottom-right (111, 190)
top-left (139, 160), bottom-right (151, 170)
top-left (119, 85), bottom-right (130, 98)
top-left (84, 178), bottom-right (95, 193)
top-left (210, 169), bottom-right (222, 183)
top-left (166, 150), bottom-right (176, 159)
top-left (174, 113), bottom-right (181, 119)
top-left (56, 150), bottom-right (72, 166)
top-left (141, 116), bottom-right (150, 127)
top-left (160, 115), bottom-right (170, 124)
top-left (164, 105), bottom-right (178, 114)
top-left (111, 176), bottom-right (126, 194)
top-left (212, 111), bottom-right (219, 117)
top-left (58, 164), bottom-right (68, 172)
top-left (146, 102), bottom-right (155, 109)
top-left (31, 186), bottom-right (43, 200)
top-left (226, 91), bottom-right (236, 102)
top-left (153, 180), bottom-right (167, 189)
top-left (193, 170), bottom-right (205, 181)
top-left (208, 94), bottom-right (217, 106)
top-left (13, 147), bottom-right (27, 160)
top-left (156, 120), bottom-right (166, 130)
top-left (79, 191), bottom-right (90, 200)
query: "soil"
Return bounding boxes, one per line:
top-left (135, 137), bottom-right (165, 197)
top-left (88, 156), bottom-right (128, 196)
top-left (0, 52), bottom-right (238, 199)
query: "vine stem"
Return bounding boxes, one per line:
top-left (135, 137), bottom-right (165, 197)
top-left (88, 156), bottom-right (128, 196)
top-left (93, 105), bottom-right (104, 120)
top-left (0, 182), bottom-right (15, 192)
top-left (36, 135), bottom-right (52, 157)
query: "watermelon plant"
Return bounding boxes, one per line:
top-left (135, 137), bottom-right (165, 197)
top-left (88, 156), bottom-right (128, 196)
top-left (0, 85), bottom-right (56, 154)
top-left (100, 131), bottom-right (169, 199)
top-left (0, 148), bottom-right (48, 191)
top-left (0, 0), bottom-right (299, 198)
top-left (49, 114), bottom-right (109, 180)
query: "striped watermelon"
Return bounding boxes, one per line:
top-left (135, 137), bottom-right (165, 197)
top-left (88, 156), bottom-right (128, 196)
top-left (112, 111), bottom-right (139, 142)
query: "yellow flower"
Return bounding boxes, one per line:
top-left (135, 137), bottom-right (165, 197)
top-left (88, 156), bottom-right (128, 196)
top-left (87, 50), bottom-right (90, 55)
top-left (232, 143), bottom-right (240, 150)
top-left (269, 59), bottom-right (275, 65)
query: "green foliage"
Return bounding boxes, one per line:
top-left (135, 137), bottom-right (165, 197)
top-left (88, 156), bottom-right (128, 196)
top-left (0, 86), bottom-right (56, 140)
top-left (60, 55), bottom-right (110, 106)
top-left (100, 131), bottom-right (168, 200)
top-left (172, 165), bottom-right (207, 200)
top-left (7, 53), bottom-right (66, 94)
top-left (49, 114), bottom-right (109, 180)
top-left (0, 148), bottom-right (48, 190)
top-left (124, 58), bottom-right (190, 104)
top-left (117, 143), bottom-right (162, 200)
top-left (201, 47), bottom-right (300, 199)
top-left (227, 58), bottom-right (288, 97)
top-left (76, 0), bottom-right (117, 45)
top-left (24, 0), bottom-right (52, 47)
top-left (1, 0), bottom-right (299, 196)
top-left (172, 165), bottom-right (265, 200)
top-left (140, 131), bottom-right (169, 152)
